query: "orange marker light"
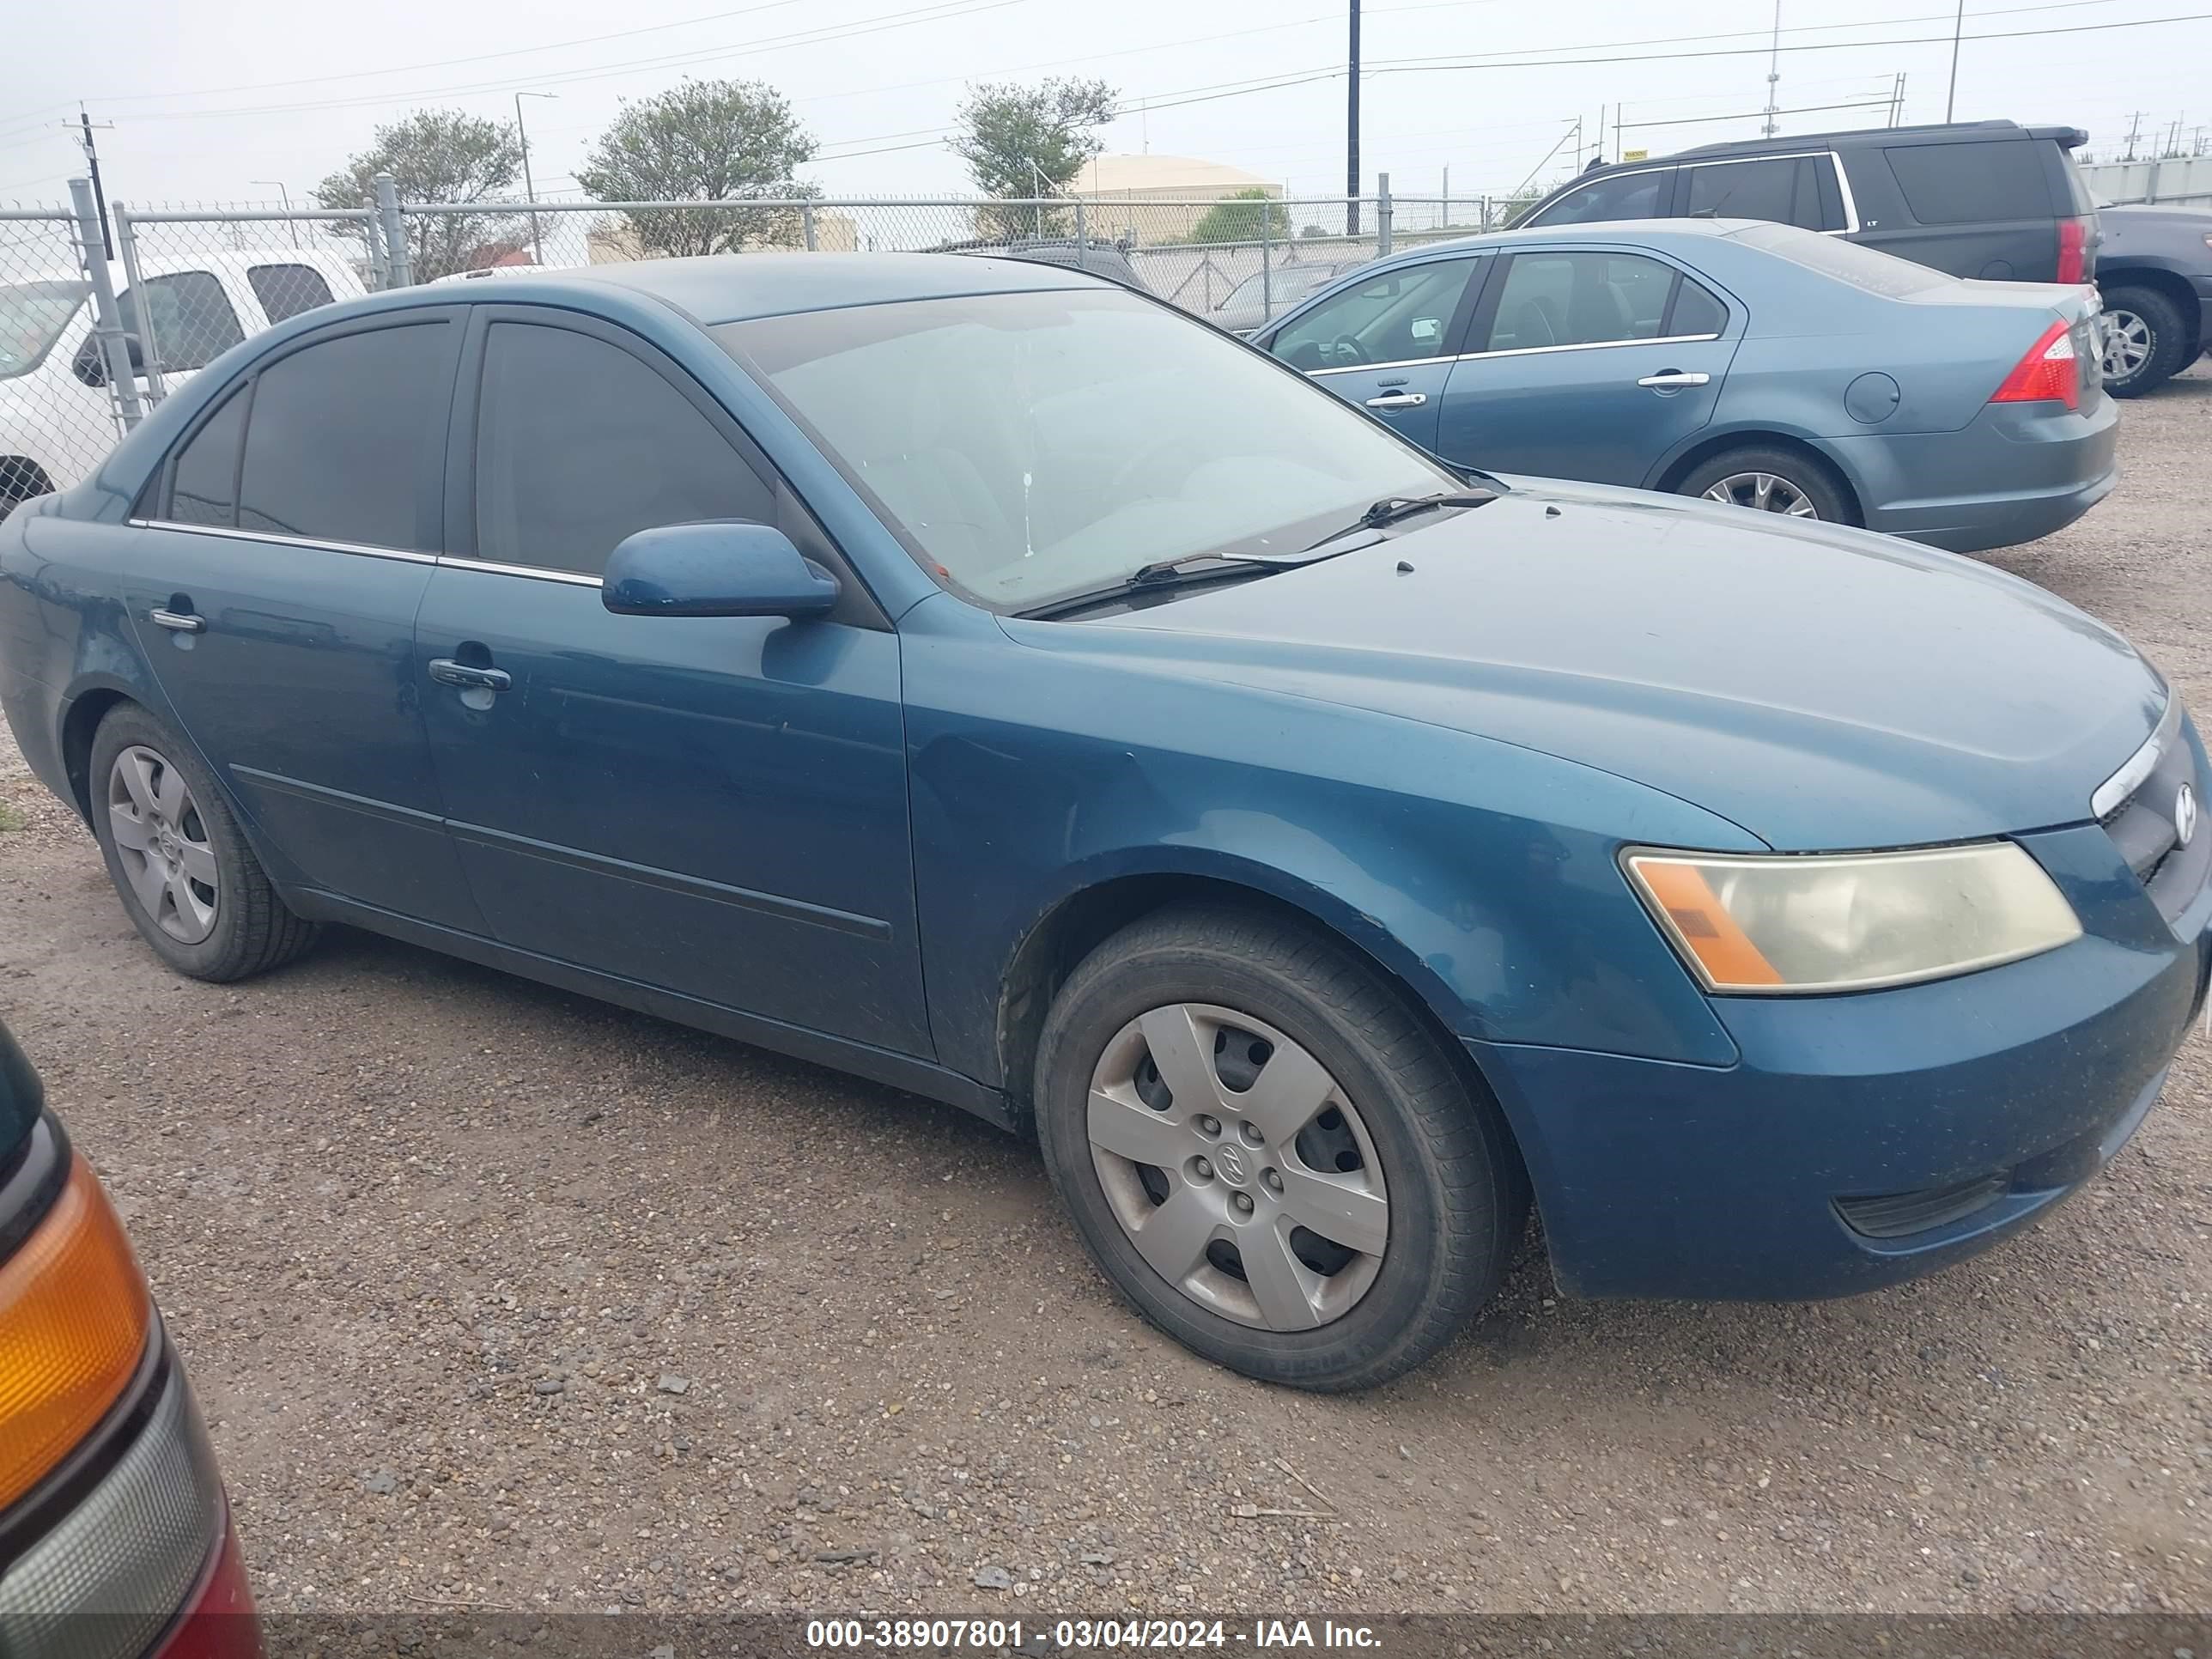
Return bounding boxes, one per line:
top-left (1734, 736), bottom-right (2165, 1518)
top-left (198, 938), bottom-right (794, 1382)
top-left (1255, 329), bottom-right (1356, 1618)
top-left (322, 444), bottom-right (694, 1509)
top-left (0, 1153), bottom-right (152, 1509)
top-left (1628, 858), bottom-right (1785, 989)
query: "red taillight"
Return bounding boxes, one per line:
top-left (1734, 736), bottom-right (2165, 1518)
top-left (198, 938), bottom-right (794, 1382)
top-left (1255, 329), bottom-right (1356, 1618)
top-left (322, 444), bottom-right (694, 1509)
top-left (2057, 217), bottom-right (2088, 283)
top-left (1990, 319), bottom-right (2080, 412)
top-left (155, 1508), bottom-right (261, 1659)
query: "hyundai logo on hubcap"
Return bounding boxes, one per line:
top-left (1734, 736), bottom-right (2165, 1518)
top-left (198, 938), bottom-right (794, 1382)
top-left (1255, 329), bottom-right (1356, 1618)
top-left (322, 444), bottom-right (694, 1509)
top-left (2177, 781), bottom-right (2198, 849)
top-left (1214, 1144), bottom-right (1249, 1186)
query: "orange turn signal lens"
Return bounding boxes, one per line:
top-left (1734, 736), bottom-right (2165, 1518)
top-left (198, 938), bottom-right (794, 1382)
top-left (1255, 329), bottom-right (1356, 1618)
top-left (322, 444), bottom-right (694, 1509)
top-left (1625, 856), bottom-right (1785, 990)
top-left (0, 1152), bottom-right (151, 1509)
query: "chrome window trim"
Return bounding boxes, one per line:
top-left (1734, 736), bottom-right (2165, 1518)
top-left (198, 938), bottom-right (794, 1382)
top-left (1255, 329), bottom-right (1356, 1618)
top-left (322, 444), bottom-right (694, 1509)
top-left (438, 555), bottom-right (604, 589)
top-left (1308, 331), bottom-right (1724, 379)
top-left (130, 520), bottom-right (605, 587)
top-left (130, 519), bottom-right (437, 564)
top-left (2092, 693), bottom-right (2182, 820)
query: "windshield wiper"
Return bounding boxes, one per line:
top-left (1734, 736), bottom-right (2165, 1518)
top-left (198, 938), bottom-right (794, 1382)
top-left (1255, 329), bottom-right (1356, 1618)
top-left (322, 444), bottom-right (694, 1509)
top-left (1017, 552), bottom-right (1302, 619)
top-left (1303, 488), bottom-right (1498, 550)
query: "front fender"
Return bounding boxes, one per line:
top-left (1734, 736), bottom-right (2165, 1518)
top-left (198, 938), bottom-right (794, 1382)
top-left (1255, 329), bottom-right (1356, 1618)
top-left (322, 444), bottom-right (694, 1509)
top-left (899, 594), bottom-right (1751, 1090)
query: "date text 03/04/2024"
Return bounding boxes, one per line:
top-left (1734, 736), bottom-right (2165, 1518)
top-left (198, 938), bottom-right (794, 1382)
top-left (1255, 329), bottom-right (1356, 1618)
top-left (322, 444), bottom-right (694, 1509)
top-left (803, 1619), bottom-right (1383, 1649)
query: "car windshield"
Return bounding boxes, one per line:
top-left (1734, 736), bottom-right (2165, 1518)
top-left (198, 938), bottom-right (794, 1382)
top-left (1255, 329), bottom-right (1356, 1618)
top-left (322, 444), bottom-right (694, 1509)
top-left (1219, 264), bottom-right (1335, 310)
top-left (0, 280), bottom-right (88, 380)
top-left (1729, 222), bottom-right (1949, 298)
top-left (715, 287), bottom-right (1456, 612)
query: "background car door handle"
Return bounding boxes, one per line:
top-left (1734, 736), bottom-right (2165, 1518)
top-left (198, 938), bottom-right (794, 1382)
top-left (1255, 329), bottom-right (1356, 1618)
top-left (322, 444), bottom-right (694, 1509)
top-left (427, 659), bottom-right (512, 692)
top-left (148, 608), bottom-right (204, 633)
top-left (1364, 392), bottom-right (1429, 409)
top-left (1637, 371), bottom-right (1711, 389)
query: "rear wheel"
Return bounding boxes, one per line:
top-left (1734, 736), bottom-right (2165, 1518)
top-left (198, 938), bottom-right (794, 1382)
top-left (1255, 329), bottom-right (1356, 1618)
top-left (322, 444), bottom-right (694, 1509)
top-left (1033, 906), bottom-right (1526, 1391)
top-left (2099, 284), bottom-right (2191, 398)
top-left (1675, 445), bottom-right (1850, 524)
top-left (88, 704), bottom-right (319, 982)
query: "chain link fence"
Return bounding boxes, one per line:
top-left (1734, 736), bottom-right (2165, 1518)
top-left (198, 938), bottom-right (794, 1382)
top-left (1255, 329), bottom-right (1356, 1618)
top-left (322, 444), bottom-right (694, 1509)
top-left (0, 195), bottom-right (141, 512)
top-left (6, 173), bottom-right (1511, 508)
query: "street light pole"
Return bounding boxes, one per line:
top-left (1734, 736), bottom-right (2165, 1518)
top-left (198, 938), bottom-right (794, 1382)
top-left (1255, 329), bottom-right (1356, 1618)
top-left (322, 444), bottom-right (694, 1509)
top-left (251, 181), bottom-right (298, 247)
top-left (515, 91), bottom-right (556, 266)
top-left (1945, 0), bottom-right (1966, 121)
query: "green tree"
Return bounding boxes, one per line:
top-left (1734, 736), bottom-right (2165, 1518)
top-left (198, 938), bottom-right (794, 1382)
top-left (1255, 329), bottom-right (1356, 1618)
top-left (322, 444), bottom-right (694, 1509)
top-left (951, 77), bottom-right (1117, 239)
top-left (315, 108), bottom-right (525, 281)
top-left (1186, 188), bottom-right (1289, 246)
top-left (577, 78), bottom-right (818, 258)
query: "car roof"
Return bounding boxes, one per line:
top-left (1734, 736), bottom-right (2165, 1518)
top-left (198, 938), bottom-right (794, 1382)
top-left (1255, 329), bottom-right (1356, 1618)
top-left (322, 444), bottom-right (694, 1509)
top-left (484, 251), bottom-right (1104, 325)
top-left (1367, 218), bottom-right (1750, 260)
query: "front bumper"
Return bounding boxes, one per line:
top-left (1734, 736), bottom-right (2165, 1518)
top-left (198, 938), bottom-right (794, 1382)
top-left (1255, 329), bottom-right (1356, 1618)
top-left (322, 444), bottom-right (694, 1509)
top-left (1474, 823), bottom-right (2211, 1302)
top-left (1832, 393), bottom-right (2119, 554)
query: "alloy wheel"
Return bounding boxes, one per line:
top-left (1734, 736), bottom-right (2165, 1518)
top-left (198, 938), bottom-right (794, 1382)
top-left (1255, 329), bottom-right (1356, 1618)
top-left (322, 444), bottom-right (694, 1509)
top-left (1702, 471), bottom-right (1820, 517)
top-left (1085, 1003), bottom-right (1389, 1331)
top-left (106, 744), bottom-right (219, 945)
top-left (2100, 307), bottom-right (2152, 382)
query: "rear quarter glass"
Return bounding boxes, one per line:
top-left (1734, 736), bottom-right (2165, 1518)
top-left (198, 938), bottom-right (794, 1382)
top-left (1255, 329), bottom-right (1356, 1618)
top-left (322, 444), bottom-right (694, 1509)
top-left (1883, 138), bottom-right (2050, 224)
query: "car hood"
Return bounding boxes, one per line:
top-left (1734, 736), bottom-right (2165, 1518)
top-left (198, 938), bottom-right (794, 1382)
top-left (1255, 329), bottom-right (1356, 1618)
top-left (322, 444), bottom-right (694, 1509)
top-left (1054, 480), bottom-right (2165, 850)
top-left (2100, 203), bottom-right (2212, 228)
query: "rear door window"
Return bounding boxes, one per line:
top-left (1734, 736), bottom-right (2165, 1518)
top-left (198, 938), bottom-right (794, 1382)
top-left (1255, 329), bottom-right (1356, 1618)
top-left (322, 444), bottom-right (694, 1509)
top-left (472, 321), bottom-right (776, 577)
top-left (166, 388), bottom-right (246, 526)
top-left (246, 264), bottom-right (337, 325)
top-left (1884, 139), bottom-right (2049, 222)
top-left (1529, 168), bottom-right (1672, 227)
top-left (1682, 157), bottom-right (1838, 230)
top-left (236, 322), bottom-right (452, 547)
top-left (1482, 252), bottom-right (1686, 350)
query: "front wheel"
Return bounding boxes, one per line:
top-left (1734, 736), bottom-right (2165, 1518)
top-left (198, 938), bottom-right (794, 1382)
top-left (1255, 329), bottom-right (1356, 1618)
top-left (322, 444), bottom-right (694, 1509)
top-left (1675, 445), bottom-right (1850, 524)
top-left (2099, 285), bottom-right (2191, 398)
top-left (1033, 907), bottom-right (1527, 1391)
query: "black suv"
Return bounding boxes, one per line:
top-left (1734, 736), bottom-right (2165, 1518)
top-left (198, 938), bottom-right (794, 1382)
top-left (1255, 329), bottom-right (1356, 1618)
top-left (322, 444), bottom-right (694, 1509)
top-left (1520, 119), bottom-right (2099, 286)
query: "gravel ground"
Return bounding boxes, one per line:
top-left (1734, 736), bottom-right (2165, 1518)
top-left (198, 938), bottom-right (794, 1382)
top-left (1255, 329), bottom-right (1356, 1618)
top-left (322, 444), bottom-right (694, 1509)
top-left (2, 366), bottom-right (2209, 1620)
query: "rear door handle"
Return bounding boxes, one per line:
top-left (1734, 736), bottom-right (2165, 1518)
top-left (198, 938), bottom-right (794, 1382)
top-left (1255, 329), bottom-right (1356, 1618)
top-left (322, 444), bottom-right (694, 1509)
top-left (1637, 371), bottom-right (1711, 389)
top-left (427, 658), bottom-right (512, 692)
top-left (149, 608), bottom-right (204, 634)
top-left (1364, 392), bottom-right (1429, 409)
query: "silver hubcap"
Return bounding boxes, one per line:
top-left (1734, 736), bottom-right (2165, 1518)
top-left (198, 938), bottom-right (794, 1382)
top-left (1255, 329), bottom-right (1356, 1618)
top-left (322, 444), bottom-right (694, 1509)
top-left (1086, 1003), bottom-right (1389, 1331)
top-left (2100, 307), bottom-right (2151, 380)
top-left (1702, 471), bottom-right (1818, 517)
top-left (106, 744), bottom-right (218, 944)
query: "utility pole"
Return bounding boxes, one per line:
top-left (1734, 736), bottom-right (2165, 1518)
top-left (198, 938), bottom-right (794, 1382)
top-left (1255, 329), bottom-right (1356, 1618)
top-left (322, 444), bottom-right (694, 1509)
top-left (2123, 110), bottom-right (2144, 161)
top-left (70, 107), bottom-right (114, 258)
top-left (1346, 0), bottom-right (1362, 236)
top-left (251, 182), bottom-right (300, 247)
top-left (1762, 0), bottom-right (1783, 137)
top-left (1890, 72), bottom-right (1907, 127)
top-left (515, 92), bottom-right (556, 266)
top-left (1944, 0), bottom-right (1965, 120)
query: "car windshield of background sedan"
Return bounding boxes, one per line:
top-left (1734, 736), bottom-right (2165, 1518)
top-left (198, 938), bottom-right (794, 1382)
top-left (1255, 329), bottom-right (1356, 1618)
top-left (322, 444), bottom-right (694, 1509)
top-left (715, 286), bottom-right (1456, 612)
top-left (0, 279), bottom-right (89, 378)
top-left (1218, 263), bottom-right (1340, 311)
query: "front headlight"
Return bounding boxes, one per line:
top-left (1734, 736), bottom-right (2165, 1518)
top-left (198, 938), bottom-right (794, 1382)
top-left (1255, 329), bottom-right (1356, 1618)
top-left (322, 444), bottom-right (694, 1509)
top-left (1623, 843), bottom-right (2081, 994)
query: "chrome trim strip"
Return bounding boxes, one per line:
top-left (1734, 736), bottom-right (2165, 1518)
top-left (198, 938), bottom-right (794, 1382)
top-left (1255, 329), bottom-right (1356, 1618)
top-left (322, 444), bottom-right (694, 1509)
top-left (436, 556), bottom-right (605, 589)
top-left (1308, 331), bottom-right (1725, 380)
top-left (130, 519), bottom-right (438, 564)
top-left (1828, 152), bottom-right (1863, 234)
top-left (2092, 694), bottom-right (2182, 820)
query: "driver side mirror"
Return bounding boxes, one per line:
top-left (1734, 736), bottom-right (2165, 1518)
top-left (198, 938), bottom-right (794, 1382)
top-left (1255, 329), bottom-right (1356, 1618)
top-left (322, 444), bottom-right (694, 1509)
top-left (72, 332), bottom-right (145, 388)
top-left (602, 522), bottom-right (840, 619)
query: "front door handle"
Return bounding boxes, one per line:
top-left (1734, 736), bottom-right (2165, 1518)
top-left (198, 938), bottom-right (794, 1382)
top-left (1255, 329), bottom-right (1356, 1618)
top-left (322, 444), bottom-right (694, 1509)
top-left (1637, 371), bottom-right (1711, 389)
top-left (1364, 392), bottom-right (1429, 410)
top-left (427, 658), bottom-right (512, 693)
top-left (149, 608), bottom-right (204, 634)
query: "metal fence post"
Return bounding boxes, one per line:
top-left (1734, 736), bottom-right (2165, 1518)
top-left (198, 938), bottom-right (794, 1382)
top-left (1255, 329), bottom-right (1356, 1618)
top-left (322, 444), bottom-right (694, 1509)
top-left (1074, 198), bottom-right (1086, 253)
top-left (1261, 210), bottom-right (1273, 318)
top-left (68, 178), bottom-right (143, 431)
top-left (1376, 173), bottom-right (1393, 258)
top-left (802, 203), bottom-right (817, 251)
top-left (362, 206), bottom-right (389, 292)
top-left (108, 205), bottom-right (167, 404)
top-left (374, 173), bottom-right (412, 288)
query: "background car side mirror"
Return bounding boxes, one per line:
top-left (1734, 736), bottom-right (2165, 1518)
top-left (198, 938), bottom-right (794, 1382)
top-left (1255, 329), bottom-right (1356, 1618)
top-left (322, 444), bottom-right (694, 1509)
top-left (72, 333), bottom-right (145, 388)
top-left (602, 522), bottom-right (840, 619)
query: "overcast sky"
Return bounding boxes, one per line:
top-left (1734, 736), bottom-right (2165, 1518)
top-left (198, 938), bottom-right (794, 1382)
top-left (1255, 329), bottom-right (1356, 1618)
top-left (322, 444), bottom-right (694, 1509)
top-left (3, 0), bottom-right (2205, 211)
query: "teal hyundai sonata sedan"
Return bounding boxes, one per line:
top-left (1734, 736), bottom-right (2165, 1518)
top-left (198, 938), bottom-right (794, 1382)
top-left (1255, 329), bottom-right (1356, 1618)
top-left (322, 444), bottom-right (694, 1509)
top-left (2, 253), bottom-right (2203, 1389)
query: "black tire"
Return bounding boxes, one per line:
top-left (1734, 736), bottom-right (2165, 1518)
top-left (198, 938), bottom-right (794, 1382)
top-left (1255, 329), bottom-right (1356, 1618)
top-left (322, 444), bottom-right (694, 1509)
top-left (88, 703), bottom-right (319, 982)
top-left (1033, 905), bottom-right (1528, 1391)
top-left (1674, 444), bottom-right (1851, 525)
top-left (2099, 284), bottom-right (2191, 398)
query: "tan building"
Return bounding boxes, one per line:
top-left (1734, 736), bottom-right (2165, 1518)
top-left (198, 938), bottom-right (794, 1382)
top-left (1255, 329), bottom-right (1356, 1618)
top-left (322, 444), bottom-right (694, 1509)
top-left (1070, 154), bottom-right (1281, 242)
